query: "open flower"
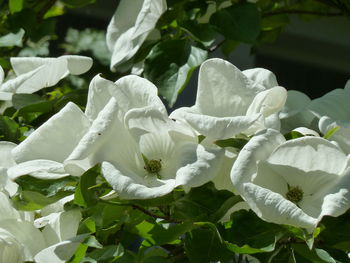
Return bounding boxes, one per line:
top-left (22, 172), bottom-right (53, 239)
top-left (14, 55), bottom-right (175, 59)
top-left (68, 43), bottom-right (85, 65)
top-left (0, 55), bottom-right (92, 104)
top-left (65, 75), bottom-right (224, 199)
top-left (106, 0), bottom-right (167, 71)
top-left (308, 80), bottom-right (350, 154)
top-left (231, 129), bottom-right (350, 231)
top-left (170, 58), bottom-right (287, 140)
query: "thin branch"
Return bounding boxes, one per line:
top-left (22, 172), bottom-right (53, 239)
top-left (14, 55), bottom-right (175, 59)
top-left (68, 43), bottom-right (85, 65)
top-left (263, 9), bottom-right (343, 17)
top-left (132, 204), bottom-right (181, 223)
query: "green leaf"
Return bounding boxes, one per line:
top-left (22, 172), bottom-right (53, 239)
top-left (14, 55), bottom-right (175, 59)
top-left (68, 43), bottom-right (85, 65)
top-left (144, 39), bottom-right (207, 107)
top-left (15, 175), bottom-right (77, 197)
top-left (215, 137), bottom-right (249, 150)
top-left (323, 126), bottom-right (340, 140)
top-left (292, 244), bottom-right (336, 263)
top-left (171, 182), bottom-right (235, 222)
top-left (12, 94), bottom-right (44, 110)
top-left (85, 244), bottom-right (124, 263)
top-left (179, 20), bottom-right (217, 47)
top-left (68, 243), bottom-right (88, 263)
top-left (210, 3), bottom-right (261, 43)
top-left (222, 210), bottom-right (284, 254)
top-left (0, 116), bottom-right (21, 142)
top-left (134, 220), bottom-right (195, 246)
top-left (284, 131), bottom-right (304, 140)
top-left (84, 235), bottom-right (103, 249)
top-left (12, 190), bottom-right (71, 210)
top-left (185, 222), bottom-right (234, 263)
top-left (9, 0), bottom-right (24, 14)
top-left (60, 0), bottom-right (96, 8)
top-left (74, 165), bottom-right (100, 207)
top-left (0, 28), bottom-right (25, 47)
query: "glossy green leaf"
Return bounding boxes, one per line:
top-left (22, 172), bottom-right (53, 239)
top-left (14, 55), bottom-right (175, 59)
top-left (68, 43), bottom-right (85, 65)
top-left (9, 0), bottom-right (24, 14)
top-left (74, 165), bottom-right (100, 207)
top-left (0, 116), bottom-right (21, 142)
top-left (210, 3), bottom-right (261, 43)
top-left (144, 39), bottom-right (207, 107)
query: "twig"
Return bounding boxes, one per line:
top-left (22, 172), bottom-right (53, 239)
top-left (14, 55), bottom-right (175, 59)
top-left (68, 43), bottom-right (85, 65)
top-left (132, 204), bottom-right (181, 223)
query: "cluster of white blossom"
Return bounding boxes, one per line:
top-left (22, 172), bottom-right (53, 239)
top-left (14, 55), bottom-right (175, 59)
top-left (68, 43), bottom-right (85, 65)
top-left (0, 0), bottom-right (349, 261)
top-left (1, 54), bottom-right (350, 261)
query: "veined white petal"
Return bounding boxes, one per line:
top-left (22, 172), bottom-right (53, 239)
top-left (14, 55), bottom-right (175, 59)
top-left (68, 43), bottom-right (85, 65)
top-left (41, 210), bottom-right (81, 246)
top-left (85, 74), bottom-right (115, 121)
top-left (61, 55), bottom-right (93, 75)
top-left (13, 102), bottom-right (90, 164)
top-left (246, 86), bottom-right (287, 117)
top-left (196, 58), bottom-right (260, 117)
top-left (170, 108), bottom-right (260, 140)
top-left (242, 183), bottom-right (318, 231)
top-left (8, 160), bottom-right (69, 180)
top-left (102, 161), bottom-right (176, 199)
top-left (0, 219), bottom-right (46, 261)
top-left (107, 0), bottom-right (167, 69)
top-left (34, 234), bottom-right (87, 263)
top-left (112, 75), bottom-right (167, 114)
top-left (267, 137), bottom-right (347, 175)
top-left (242, 68), bottom-right (278, 89)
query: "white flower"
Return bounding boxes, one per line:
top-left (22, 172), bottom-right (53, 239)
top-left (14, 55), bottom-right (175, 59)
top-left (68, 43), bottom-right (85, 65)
top-left (0, 142), bottom-right (18, 196)
top-left (231, 129), bottom-right (350, 231)
top-left (65, 75), bottom-right (224, 199)
top-left (279, 90), bottom-right (315, 133)
top-left (8, 101), bottom-right (91, 180)
top-left (106, 0), bottom-right (167, 71)
top-left (170, 58), bottom-right (287, 140)
top-left (308, 80), bottom-right (350, 154)
top-left (0, 55), bottom-right (93, 103)
top-left (0, 191), bottom-right (45, 262)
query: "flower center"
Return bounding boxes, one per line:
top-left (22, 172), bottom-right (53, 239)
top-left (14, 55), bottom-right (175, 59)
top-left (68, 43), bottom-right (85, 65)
top-left (285, 185), bottom-right (304, 204)
top-left (142, 154), bottom-right (162, 178)
top-left (144, 159), bottom-right (162, 174)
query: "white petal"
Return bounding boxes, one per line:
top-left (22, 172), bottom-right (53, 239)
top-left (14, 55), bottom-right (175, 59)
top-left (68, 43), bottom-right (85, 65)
top-left (196, 58), bottom-right (261, 117)
top-left (107, 0), bottom-right (167, 69)
top-left (0, 228), bottom-right (25, 263)
top-left (34, 234), bottom-right (87, 263)
top-left (8, 160), bottom-right (69, 180)
top-left (65, 98), bottom-right (138, 176)
top-left (0, 219), bottom-right (46, 260)
top-left (112, 75), bottom-right (167, 114)
top-left (242, 183), bottom-right (317, 231)
top-left (60, 55), bottom-right (93, 75)
top-left (170, 107), bottom-right (260, 139)
top-left (175, 143), bottom-right (225, 189)
top-left (13, 102), bottom-right (90, 163)
top-left (267, 137), bottom-right (347, 175)
top-left (279, 90), bottom-right (311, 119)
top-left (10, 57), bottom-right (53, 75)
top-left (102, 161), bottom-right (176, 199)
top-left (0, 66), bottom-right (4, 84)
top-left (308, 88), bottom-right (350, 121)
top-left (41, 210), bottom-right (81, 246)
top-left (0, 141), bottom-right (16, 168)
top-left (293, 127), bottom-right (320, 137)
top-left (242, 68), bottom-right (278, 89)
top-left (231, 129), bottom-right (286, 187)
top-left (85, 74), bottom-right (115, 121)
top-left (246, 86), bottom-right (287, 117)
top-left (0, 91), bottom-right (13, 101)
top-left (6, 58), bottom-right (68, 94)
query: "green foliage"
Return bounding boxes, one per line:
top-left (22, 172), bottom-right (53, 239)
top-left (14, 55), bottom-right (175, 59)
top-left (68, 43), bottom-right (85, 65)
top-left (144, 39), bottom-right (207, 107)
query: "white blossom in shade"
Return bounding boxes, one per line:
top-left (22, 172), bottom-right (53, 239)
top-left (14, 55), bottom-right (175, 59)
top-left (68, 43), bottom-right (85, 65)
top-left (279, 90), bottom-right (315, 133)
top-left (231, 129), bottom-right (350, 232)
top-left (0, 142), bottom-right (18, 196)
top-left (8, 102), bottom-right (91, 180)
top-left (0, 55), bottom-right (93, 104)
top-left (170, 58), bottom-right (287, 140)
top-left (308, 80), bottom-right (350, 154)
top-left (106, 0), bottom-right (167, 71)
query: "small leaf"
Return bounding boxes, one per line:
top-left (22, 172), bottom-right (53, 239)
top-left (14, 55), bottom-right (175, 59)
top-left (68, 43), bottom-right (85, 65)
top-left (215, 138), bottom-right (249, 149)
top-left (9, 0), bottom-right (24, 13)
top-left (74, 165), bottom-right (100, 207)
top-left (210, 3), bottom-right (261, 43)
top-left (144, 39), bottom-right (207, 107)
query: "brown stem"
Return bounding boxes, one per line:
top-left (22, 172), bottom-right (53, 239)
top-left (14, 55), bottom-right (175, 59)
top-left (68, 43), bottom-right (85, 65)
top-left (132, 204), bottom-right (181, 223)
